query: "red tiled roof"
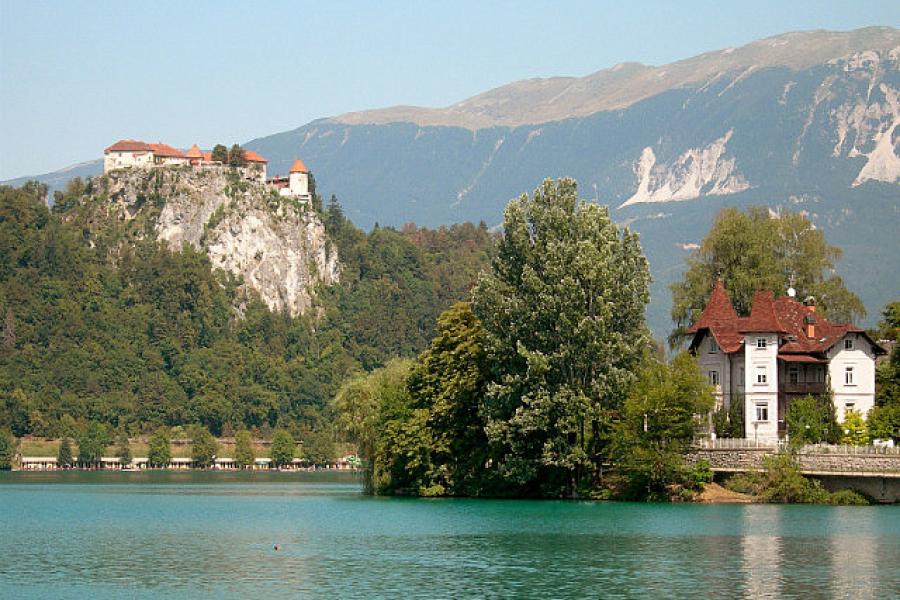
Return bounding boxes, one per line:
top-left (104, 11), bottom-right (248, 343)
top-left (202, 152), bottom-right (213, 162)
top-left (290, 159), bottom-right (308, 173)
top-left (689, 283), bottom-right (885, 357)
top-left (739, 291), bottom-right (786, 333)
top-left (244, 150), bottom-right (268, 163)
top-left (148, 143), bottom-right (186, 158)
top-left (105, 139), bottom-right (153, 153)
top-left (185, 144), bottom-right (204, 159)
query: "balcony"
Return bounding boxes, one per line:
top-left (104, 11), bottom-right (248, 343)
top-left (779, 381), bottom-right (826, 395)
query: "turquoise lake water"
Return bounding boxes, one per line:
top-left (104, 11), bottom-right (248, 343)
top-left (1, 471), bottom-right (898, 599)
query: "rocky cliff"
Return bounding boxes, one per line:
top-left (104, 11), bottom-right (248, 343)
top-left (74, 167), bottom-right (339, 317)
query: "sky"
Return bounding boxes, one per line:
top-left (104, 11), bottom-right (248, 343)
top-left (1, 0), bottom-right (898, 180)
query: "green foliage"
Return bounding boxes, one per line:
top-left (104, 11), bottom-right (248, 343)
top-left (670, 207), bottom-right (865, 346)
top-left (825, 489), bottom-right (869, 505)
top-left (57, 437), bottom-right (73, 467)
top-left (301, 429), bottom-right (335, 466)
top-left (786, 394), bottom-right (839, 445)
top-left (875, 303), bottom-right (900, 409)
top-left (190, 425), bottom-right (217, 468)
top-left (613, 353), bottom-right (715, 500)
top-left (0, 428), bottom-right (14, 469)
top-left (76, 421), bottom-right (109, 467)
top-left (115, 430), bottom-right (132, 465)
top-left (148, 427), bottom-right (171, 467)
top-left (868, 404), bottom-right (900, 442)
top-left (233, 430), bottom-right (254, 467)
top-left (712, 393), bottom-right (744, 438)
top-left (270, 428), bottom-right (295, 466)
top-left (757, 454), bottom-right (829, 504)
top-left (227, 145), bottom-right (246, 167)
top-left (211, 145), bottom-right (228, 163)
top-left (472, 178), bottom-right (650, 495)
top-left (840, 409), bottom-right (869, 445)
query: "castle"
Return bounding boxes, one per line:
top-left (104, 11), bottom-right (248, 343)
top-left (689, 281), bottom-right (886, 443)
top-left (103, 139), bottom-right (311, 201)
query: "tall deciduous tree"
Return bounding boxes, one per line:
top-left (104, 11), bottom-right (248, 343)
top-left (269, 429), bottom-right (295, 467)
top-left (115, 430), bottom-right (132, 466)
top-left (227, 144), bottom-right (246, 167)
top-left (0, 429), bottom-right (15, 470)
top-left (211, 144), bottom-right (228, 163)
top-left (77, 421), bottom-right (108, 467)
top-left (234, 430), bottom-right (255, 468)
top-left (148, 427), bottom-right (171, 467)
top-left (190, 426), bottom-right (217, 468)
top-left (57, 437), bottom-right (73, 468)
top-left (471, 178), bottom-right (651, 495)
top-left (670, 207), bottom-right (865, 346)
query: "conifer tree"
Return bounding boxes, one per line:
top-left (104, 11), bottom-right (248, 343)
top-left (234, 430), bottom-right (255, 468)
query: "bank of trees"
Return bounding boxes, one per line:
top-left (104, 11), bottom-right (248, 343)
top-left (0, 183), bottom-right (493, 442)
top-left (334, 179), bottom-right (712, 499)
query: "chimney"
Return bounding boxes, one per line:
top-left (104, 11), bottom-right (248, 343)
top-left (805, 313), bottom-right (817, 339)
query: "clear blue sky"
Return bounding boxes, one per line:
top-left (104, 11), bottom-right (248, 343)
top-left (1, 0), bottom-right (898, 179)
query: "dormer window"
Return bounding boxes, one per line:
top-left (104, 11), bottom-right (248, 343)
top-left (844, 338), bottom-right (853, 350)
top-left (709, 339), bottom-right (718, 353)
top-left (756, 338), bottom-right (767, 349)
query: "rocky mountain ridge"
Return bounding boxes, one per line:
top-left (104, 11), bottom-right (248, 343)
top-left (71, 167), bottom-right (339, 317)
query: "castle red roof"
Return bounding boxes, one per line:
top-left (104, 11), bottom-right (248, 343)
top-left (185, 144), bottom-right (204, 159)
top-left (244, 150), bottom-right (268, 163)
top-left (105, 139), bottom-right (153, 153)
top-left (290, 159), bottom-right (309, 173)
top-left (148, 143), bottom-right (186, 158)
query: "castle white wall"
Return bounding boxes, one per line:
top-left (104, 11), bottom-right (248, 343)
top-left (104, 151), bottom-right (154, 173)
top-left (289, 171), bottom-right (310, 198)
top-left (827, 333), bottom-right (877, 421)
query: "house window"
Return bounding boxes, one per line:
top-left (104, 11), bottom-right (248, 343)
top-left (845, 366), bottom-right (854, 385)
top-left (755, 403), bottom-right (769, 422)
top-left (844, 338), bottom-right (854, 350)
top-left (788, 366), bottom-right (799, 384)
top-left (845, 402), bottom-right (855, 413)
top-left (756, 367), bottom-right (767, 385)
top-left (709, 371), bottom-right (719, 386)
top-left (709, 339), bottom-right (718, 353)
top-left (756, 338), bottom-right (767, 349)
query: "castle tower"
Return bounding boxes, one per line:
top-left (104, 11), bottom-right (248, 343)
top-left (289, 159), bottom-right (310, 199)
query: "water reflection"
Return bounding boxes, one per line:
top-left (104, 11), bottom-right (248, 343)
top-left (1, 474), bottom-right (899, 599)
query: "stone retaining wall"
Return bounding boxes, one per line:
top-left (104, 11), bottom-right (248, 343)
top-left (687, 449), bottom-right (900, 474)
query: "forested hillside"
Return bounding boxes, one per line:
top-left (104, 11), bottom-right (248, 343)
top-left (0, 182), bottom-right (494, 439)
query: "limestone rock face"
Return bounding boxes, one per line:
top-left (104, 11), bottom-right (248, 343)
top-left (101, 167), bottom-right (339, 316)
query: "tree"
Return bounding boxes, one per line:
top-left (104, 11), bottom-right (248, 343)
top-left (712, 393), bottom-right (744, 439)
top-left (471, 178), bottom-right (650, 495)
top-left (613, 353), bottom-right (715, 499)
top-left (115, 430), bottom-right (132, 466)
top-left (269, 429), bottom-right (295, 467)
top-left (0, 429), bottom-right (15, 470)
top-left (76, 421), bottom-right (109, 467)
top-left (875, 302), bottom-right (900, 408)
top-left (2, 308), bottom-right (15, 353)
top-left (227, 144), bottom-right (246, 167)
top-left (785, 394), bottom-right (839, 446)
top-left (190, 425), bottom-right (217, 468)
top-left (234, 430), bottom-right (255, 468)
top-left (868, 404), bottom-right (900, 442)
top-left (211, 144), bottom-right (228, 163)
top-left (670, 207), bottom-right (865, 346)
top-left (148, 427), bottom-right (172, 467)
top-left (840, 409), bottom-right (869, 445)
top-left (301, 430), bottom-right (335, 467)
top-left (57, 437), bottom-right (73, 468)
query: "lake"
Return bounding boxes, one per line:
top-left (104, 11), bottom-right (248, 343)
top-left (1, 471), bottom-right (898, 599)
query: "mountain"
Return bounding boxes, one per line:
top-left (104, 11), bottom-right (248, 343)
top-left (6, 27), bottom-right (899, 336)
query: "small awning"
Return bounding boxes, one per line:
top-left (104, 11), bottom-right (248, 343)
top-left (778, 354), bottom-right (826, 363)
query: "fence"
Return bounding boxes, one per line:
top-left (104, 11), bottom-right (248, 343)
top-left (694, 438), bottom-right (900, 455)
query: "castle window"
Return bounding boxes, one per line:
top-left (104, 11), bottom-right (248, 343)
top-left (709, 371), bottom-right (719, 386)
top-left (844, 338), bottom-right (854, 350)
top-left (709, 339), bottom-right (718, 353)
top-left (755, 403), bottom-right (769, 422)
top-left (844, 366), bottom-right (854, 386)
top-left (756, 338), bottom-right (767, 349)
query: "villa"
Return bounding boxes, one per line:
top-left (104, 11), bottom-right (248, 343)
top-left (689, 281), bottom-right (886, 443)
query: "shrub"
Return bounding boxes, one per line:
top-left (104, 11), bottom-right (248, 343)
top-left (826, 489), bottom-right (869, 505)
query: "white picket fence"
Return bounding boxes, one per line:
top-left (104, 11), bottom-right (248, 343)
top-left (694, 437), bottom-right (900, 455)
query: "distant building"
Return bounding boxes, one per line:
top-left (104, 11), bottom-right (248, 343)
top-left (270, 159), bottom-right (312, 201)
top-left (104, 140), bottom-right (190, 172)
top-left (689, 281), bottom-right (886, 443)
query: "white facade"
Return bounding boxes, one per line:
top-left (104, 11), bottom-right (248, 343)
top-left (289, 171), bottom-right (309, 198)
top-left (744, 333), bottom-right (780, 443)
top-left (827, 333), bottom-right (878, 422)
top-left (104, 151), bottom-right (154, 173)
